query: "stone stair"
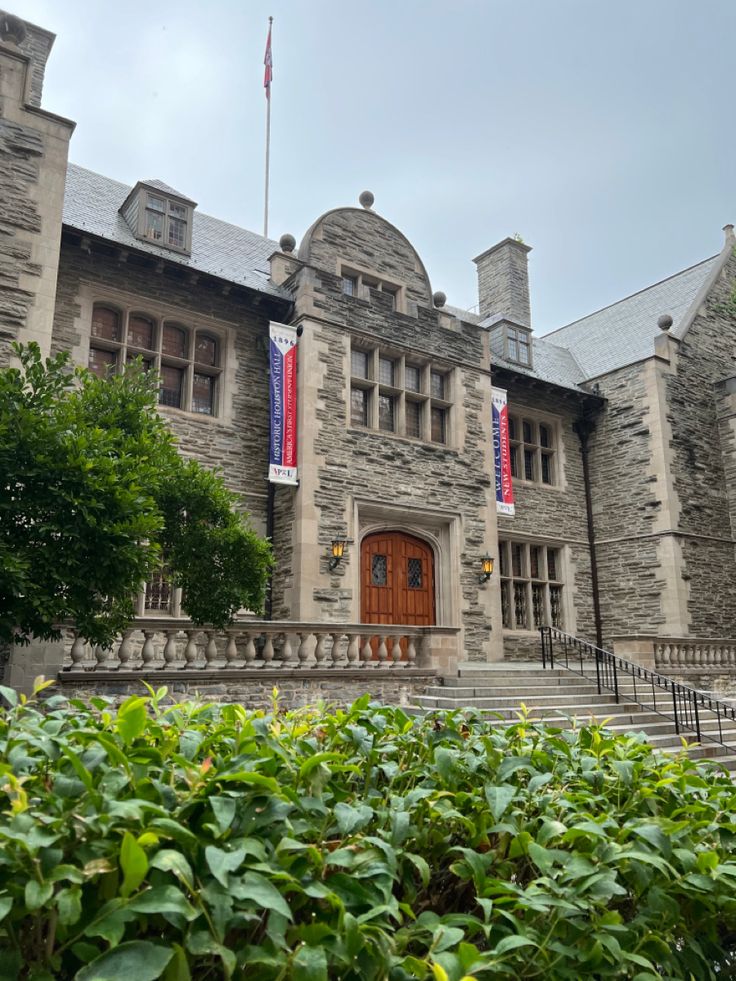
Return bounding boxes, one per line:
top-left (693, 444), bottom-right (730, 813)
top-left (414, 663), bottom-right (736, 772)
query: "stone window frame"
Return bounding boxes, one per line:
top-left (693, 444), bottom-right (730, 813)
top-left (136, 189), bottom-right (194, 255)
top-left (340, 264), bottom-right (404, 314)
top-left (349, 342), bottom-right (454, 447)
top-left (498, 538), bottom-right (564, 632)
top-left (87, 300), bottom-right (225, 419)
top-left (508, 409), bottom-right (558, 486)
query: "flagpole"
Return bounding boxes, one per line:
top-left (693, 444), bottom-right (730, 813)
top-left (264, 15), bottom-right (273, 238)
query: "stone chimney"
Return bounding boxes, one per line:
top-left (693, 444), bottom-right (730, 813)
top-left (0, 10), bottom-right (55, 107)
top-left (473, 237), bottom-right (532, 326)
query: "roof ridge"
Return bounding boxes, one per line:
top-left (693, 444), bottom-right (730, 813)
top-left (543, 255), bottom-right (719, 340)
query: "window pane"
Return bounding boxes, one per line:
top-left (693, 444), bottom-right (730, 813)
top-left (145, 564), bottom-right (172, 612)
top-left (513, 583), bottom-right (528, 628)
top-left (379, 357), bottom-right (395, 387)
top-left (383, 287), bottom-right (397, 310)
top-left (501, 580), bottom-right (511, 629)
top-left (128, 315), bottom-right (155, 350)
top-left (342, 275), bottom-right (357, 297)
top-left (192, 373), bottom-right (214, 415)
top-left (371, 554), bottom-right (387, 586)
top-left (519, 336), bottom-right (531, 365)
top-left (147, 195), bottom-right (165, 212)
top-left (499, 542), bottom-right (508, 578)
top-left (539, 424), bottom-right (551, 448)
top-left (541, 453), bottom-right (552, 485)
top-left (509, 445), bottom-right (518, 479)
top-left (91, 306), bottom-right (120, 342)
top-left (530, 546), bottom-right (540, 579)
top-left (408, 558), bottom-right (422, 588)
top-left (169, 202), bottom-right (187, 218)
top-left (195, 334), bottom-right (217, 367)
top-left (378, 394), bottom-right (395, 432)
top-left (159, 365), bottom-right (184, 408)
top-left (547, 549), bottom-right (558, 581)
top-left (405, 364), bottom-right (421, 392)
top-left (431, 406), bottom-right (446, 443)
top-left (405, 400), bottom-right (422, 438)
top-left (430, 371), bottom-right (445, 399)
top-left (126, 353), bottom-right (153, 372)
top-left (532, 583), bottom-right (545, 627)
top-left (522, 420), bottom-right (533, 443)
top-left (144, 210), bottom-right (163, 241)
top-left (512, 543), bottom-right (524, 578)
top-left (508, 415), bottom-right (517, 441)
top-left (351, 349), bottom-right (369, 378)
top-left (508, 334), bottom-right (519, 361)
top-left (524, 449), bottom-right (535, 481)
top-left (168, 216), bottom-right (187, 248)
top-left (550, 585), bottom-right (563, 628)
top-left (351, 387), bottom-right (368, 427)
top-left (88, 347), bottom-right (116, 378)
top-left (162, 325), bottom-right (187, 358)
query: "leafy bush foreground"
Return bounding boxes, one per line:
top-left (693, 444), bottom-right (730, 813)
top-left (1, 686), bottom-right (736, 980)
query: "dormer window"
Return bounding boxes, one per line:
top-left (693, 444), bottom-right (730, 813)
top-left (120, 180), bottom-right (196, 255)
top-left (489, 321), bottom-right (534, 369)
top-left (340, 266), bottom-right (403, 312)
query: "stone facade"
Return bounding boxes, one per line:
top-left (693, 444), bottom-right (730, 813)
top-left (3, 8), bottom-right (736, 695)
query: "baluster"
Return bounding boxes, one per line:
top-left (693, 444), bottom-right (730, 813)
top-left (346, 633), bottom-right (360, 668)
top-left (262, 633), bottom-right (275, 666)
top-left (243, 632), bottom-right (257, 667)
top-left (225, 631), bottom-right (239, 668)
top-left (163, 629), bottom-right (179, 668)
top-left (94, 644), bottom-right (110, 670)
top-left (406, 635), bottom-right (417, 667)
top-left (183, 629), bottom-right (199, 669)
top-left (141, 630), bottom-right (157, 669)
top-left (659, 643), bottom-right (669, 668)
top-left (377, 634), bottom-right (389, 666)
top-left (69, 633), bottom-right (86, 670)
top-left (330, 632), bottom-right (343, 666)
top-left (297, 632), bottom-right (311, 668)
top-left (360, 636), bottom-right (373, 668)
top-left (117, 630), bottom-right (134, 670)
top-left (314, 632), bottom-right (327, 667)
top-left (390, 636), bottom-right (402, 667)
top-left (204, 631), bottom-right (219, 668)
top-left (281, 633), bottom-right (293, 666)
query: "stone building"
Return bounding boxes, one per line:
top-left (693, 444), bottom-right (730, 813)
top-left (2, 9), bottom-right (736, 674)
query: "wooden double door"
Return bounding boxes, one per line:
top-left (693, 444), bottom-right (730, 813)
top-left (360, 532), bottom-right (436, 627)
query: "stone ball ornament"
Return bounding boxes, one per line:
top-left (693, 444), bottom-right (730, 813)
top-left (279, 233), bottom-right (296, 254)
top-left (658, 314), bottom-right (673, 332)
top-left (359, 190), bottom-right (375, 210)
top-left (433, 291), bottom-right (447, 309)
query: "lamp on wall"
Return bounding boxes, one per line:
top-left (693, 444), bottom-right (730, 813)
top-left (479, 554), bottom-right (494, 584)
top-left (328, 539), bottom-right (348, 571)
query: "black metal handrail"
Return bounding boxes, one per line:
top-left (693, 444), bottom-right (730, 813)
top-left (540, 626), bottom-right (736, 751)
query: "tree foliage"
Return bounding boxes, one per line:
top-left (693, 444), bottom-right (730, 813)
top-left (0, 344), bottom-right (271, 646)
top-left (1, 687), bottom-right (736, 979)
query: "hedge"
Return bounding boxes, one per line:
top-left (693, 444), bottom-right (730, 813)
top-left (1, 682), bottom-right (736, 979)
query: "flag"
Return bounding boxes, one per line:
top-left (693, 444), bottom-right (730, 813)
top-left (264, 21), bottom-right (273, 99)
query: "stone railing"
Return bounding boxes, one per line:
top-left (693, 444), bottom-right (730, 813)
top-left (61, 618), bottom-right (460, 674)
top-left (655, 639), bottom-right (736, 669)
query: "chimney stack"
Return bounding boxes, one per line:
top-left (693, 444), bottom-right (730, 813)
top-left (473, 238), bottom-right (532, 327)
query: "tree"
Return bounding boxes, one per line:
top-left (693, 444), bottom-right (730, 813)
top-left (0, 343), bottom-right (272, 646)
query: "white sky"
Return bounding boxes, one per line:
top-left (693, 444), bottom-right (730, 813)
top-left (12, 0), bottom-right (736, 333)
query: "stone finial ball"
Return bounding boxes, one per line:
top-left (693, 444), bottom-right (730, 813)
top-left (279, 233), bottom-right (296, 254)
top-left (433, 291), bottom-right (447, 308)
top-left (658, 314), bottom-right (673, 331)
top-left (359, 190), bottom-right (375, 210)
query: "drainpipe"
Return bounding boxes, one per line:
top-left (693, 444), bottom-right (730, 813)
top-left (573, 416), bottom-right (603, 648)
top-left (265, 482), bottom-right (275, 620)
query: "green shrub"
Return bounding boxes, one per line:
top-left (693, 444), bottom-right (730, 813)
top-left (1, 683), bottom-right (736, 979)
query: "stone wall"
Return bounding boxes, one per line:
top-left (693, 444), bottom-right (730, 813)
top-left (497, 383), bottom-right (595, 658)
top-left (715, 375), bottom-right (736, 541)
top-left (55, 669), bottom-right (436, 712)
top-left (51, 237), bottom-right (284, 531)
top-left (665, 249), bottom-right (736, 635)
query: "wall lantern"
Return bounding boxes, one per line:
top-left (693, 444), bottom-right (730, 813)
top-left (328, 539), bottom-right (348, 571)
top-left (479, 554), bottom-right (494, 584)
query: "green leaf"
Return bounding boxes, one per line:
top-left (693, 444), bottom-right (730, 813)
top-left (434, 747), bottom-right (457, 781)
top-left (57, 886), bottom-right (82, 926)
top-left (162, 944), bottom-right (191, 981)
top-left (116, 697), bottom-right (148, 745)
top-left (128, 886), bottom-right (198, 920)
top-left (25, 880), bottom-right (53, 911)
top-left (495, 935), bottom-right (537, 956)
top-left (75, 941), bottom-right (174, 981)
top-left (484, 785), bottom-right (516, 822)
top-left (0, 686), bottom-right (18, 707)
top-left (204, 844), bottom-right (246, 887)
top-left (334, 801), bottom-right (373, 835)
top-left (209, 797), bottom-right (237, 835)
top-left (230, 871), bottom-right (292, 920)
top-left (150, 849), bottom-right (194, 887)
top-left (292, 944), bottom-right (328, 981)
top-left (120, 830), bottom-right (149, 897)
top-left (0, 897), bottom-right (12, 922)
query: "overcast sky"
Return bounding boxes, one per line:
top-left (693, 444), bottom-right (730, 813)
top-left (13, 0), bottom-right (736, 333)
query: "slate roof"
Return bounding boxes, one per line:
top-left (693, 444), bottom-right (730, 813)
top-left (543, 256), bottom-right (720, 380)
top-left (63, 164), bottom-right (291, 301)
top-left (140, 178), bottom-right (195, 203)
top-left (492, 337), bottom-right (587, 393)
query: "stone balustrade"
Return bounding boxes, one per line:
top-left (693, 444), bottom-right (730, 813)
top-left (655, 639), bottom-right (736, 669)
top-left (61, 618), bottom-right (460, 674)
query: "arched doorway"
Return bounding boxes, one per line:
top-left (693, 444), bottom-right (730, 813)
top-left (360, 531), bottom-right (436, 626)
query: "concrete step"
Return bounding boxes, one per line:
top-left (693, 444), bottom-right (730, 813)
top-left (416, 693), bottom-right (637, 710)
top-left (424, 683), bottom-right (603, 699)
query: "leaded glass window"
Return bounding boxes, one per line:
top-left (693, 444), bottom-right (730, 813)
top-left (371, 554), bottom-right (387, 586)
top-left (408, 558), bottom-right (422, 588)
top-left (499, 540), bottom-right (564, 631)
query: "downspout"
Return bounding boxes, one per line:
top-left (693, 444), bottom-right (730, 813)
top-left (573, 415), bottom-right (603, 648)
top-left (265, 482), bottom-right (275, 620)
